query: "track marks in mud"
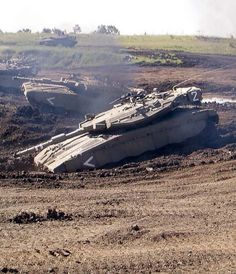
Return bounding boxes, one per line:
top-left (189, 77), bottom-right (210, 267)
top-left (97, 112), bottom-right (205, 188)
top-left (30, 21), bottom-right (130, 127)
top-left (0, 162), bottom-right (235, 273)
top-left (95, 225), bottom-right (150, 246)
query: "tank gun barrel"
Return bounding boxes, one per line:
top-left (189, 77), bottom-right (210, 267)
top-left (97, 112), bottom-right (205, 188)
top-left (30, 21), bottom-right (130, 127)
top-left (13, 76), bottom-right (85, 91)
top-left (109, 92), bottom-right (133, 105)
top-left (110, 90), bottom-right (146, 105)
top-left (13, 76), bottom-right (64, 85)
top-left (15, 128), bottom-right (85, 157)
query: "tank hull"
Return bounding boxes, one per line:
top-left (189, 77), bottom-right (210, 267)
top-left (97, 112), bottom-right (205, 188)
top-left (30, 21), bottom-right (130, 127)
top-left (25, 84), bottom-right (85, 112)
top-left (23, 83), bottom-right (125, 114)
top-left (35, 108), bottom-right (218, 172)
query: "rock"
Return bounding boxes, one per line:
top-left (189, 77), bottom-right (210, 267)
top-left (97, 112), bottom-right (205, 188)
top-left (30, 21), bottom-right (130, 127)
top-left (49, 248), bottom-right (71, 257)
top-left (131, 224), bottom-right (140, 231)
top-left (146, 167), bottom-right (154, 172)
top-left (46, 208), bottom-right (72, 221)
top-left (1, 267), bottom-right (19, 273)
top-left (11, 211), bottom-right (44, 224)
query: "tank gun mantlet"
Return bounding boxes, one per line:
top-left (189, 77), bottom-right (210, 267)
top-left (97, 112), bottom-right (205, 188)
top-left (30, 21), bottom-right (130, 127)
top-left (110, 89), bottom-right (147, 105)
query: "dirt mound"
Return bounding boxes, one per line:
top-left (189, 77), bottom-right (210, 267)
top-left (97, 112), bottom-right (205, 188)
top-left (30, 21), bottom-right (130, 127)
top-left (126, 49), bottom-right (236, 68)
top-left (152, 231), bottom-right (192, 242)
top-left (11, 208), bottom-right (72, 224)
top-left (11, 211), bottom-right (44, 224)
top-left (1, 267), bottom-right (19, 273)
top-left (46, 208), bottom-right (72, 221)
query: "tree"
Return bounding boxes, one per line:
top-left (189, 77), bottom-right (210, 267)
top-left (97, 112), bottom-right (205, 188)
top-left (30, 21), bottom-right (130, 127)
top-left (42, 28), bottom-right (52, 34)
top-left (96, 25), bottom-right (107, 34)
top-left (52, 28), bottom-right (65, 36)
top-left (18, 28), bottom-right (31, 33)
top-left (95, 25), bottom-right (120, 35)
top-left (73, 24), bottom-right (81, 34)
top-left (107, 25), bottom-right (120, 35)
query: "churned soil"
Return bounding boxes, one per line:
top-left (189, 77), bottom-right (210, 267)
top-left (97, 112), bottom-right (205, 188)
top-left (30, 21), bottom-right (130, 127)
top-left (0, 51), bottom-right (235, 273)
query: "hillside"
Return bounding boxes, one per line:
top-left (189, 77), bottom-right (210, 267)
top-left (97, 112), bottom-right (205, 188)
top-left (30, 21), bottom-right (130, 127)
top-left (1, 33), bottom-right (236, 69)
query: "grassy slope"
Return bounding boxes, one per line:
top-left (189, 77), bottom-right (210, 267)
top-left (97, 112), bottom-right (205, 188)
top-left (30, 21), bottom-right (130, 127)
top-left (119, 35), bottom-right (236, 55)
top-left (0, 33), bottom-right (236, 69)
top-left (0, 33), bottom-right (123, 69)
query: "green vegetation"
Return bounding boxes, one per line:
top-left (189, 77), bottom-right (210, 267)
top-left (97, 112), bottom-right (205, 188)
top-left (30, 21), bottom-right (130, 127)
top-left (0, 32), bottom-right (45, 46)
top-left (0, 33), bottom-right (123, 69)
top-left (119, 35), bottom-right (236, 55)
top-left (0, 45), bottom-right (123, 69)
top-left (0, 33), bottom-right (236, 69)
top-left (132, 52), bottom-right (182, 66)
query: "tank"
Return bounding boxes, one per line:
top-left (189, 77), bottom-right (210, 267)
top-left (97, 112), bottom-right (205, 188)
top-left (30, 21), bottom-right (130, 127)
top-left (0, 58), bottom-right (38, 91)
top-left (39, 36), bottom-right (77, 47)
top-left (15, 86), bottom-right (219, 172)
top-left (17, 76), bottom-right (128, 114)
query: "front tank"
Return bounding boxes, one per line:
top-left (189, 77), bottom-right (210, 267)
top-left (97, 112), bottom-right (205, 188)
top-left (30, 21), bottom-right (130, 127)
top-left (35, 108), bottom-right (218, 172)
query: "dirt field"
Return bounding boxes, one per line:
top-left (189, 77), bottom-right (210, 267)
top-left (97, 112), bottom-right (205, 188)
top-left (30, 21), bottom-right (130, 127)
top-left (0, 51), bottom-right (236, 273)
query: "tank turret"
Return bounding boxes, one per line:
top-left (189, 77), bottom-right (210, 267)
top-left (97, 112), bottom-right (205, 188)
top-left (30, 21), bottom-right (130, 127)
top-left (79, 86), bottom-right (203, 132)
top-left (39, 36), bottom-right (77, 47)
top-left (14, 76), bottom-right (128, 114)
top-left (14, 76), bottom-right (87, 93)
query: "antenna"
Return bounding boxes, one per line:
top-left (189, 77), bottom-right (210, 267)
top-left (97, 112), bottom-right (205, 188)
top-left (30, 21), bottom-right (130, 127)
top-left (172, 61), bottom-right (236, 90)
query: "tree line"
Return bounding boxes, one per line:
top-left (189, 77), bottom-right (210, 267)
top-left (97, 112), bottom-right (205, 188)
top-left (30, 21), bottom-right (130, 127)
top-left (0, 25), bottom-right (120, 35)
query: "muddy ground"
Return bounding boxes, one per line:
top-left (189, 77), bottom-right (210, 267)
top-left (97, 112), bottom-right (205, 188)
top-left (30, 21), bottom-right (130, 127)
top-left (0, 51), bottom-right (235, 273)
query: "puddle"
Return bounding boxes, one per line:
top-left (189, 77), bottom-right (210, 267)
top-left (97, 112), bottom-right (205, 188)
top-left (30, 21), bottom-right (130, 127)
top-left (202, 97), bottom-right (236, 104)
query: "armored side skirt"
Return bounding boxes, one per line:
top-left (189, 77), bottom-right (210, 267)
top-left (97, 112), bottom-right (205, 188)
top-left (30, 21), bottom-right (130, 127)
top-left (35, 108), bottom-right (218, 172)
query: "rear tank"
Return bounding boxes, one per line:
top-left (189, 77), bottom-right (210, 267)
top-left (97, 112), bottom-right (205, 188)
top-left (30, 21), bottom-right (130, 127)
top-left (0, 58), bottom-right (38, 91)
top-left (20, 77), bottom-right (128, 114)
top-left (16, 86), bottom-right (219, 172)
